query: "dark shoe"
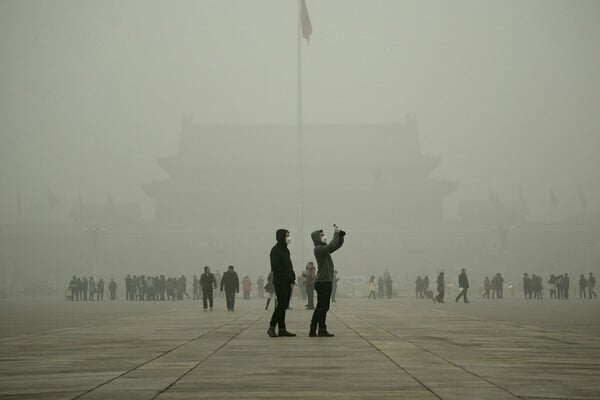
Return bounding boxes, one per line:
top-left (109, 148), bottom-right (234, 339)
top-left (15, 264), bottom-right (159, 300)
top-left (267, 327), bottom-right (278, 337)
top-left (309, 326), bottom-right (317, 337)
top-left (318, 330), bottom-right (334, 337)
top-left (278, 330), bottom-right (296, 337)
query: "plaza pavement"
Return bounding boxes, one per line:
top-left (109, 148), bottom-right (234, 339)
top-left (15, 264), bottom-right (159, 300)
top-left (1, 297), bottom-right (599, 399)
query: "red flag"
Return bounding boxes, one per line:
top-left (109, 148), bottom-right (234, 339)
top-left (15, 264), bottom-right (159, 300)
top-left (301, 0), bottom-right (312, 44)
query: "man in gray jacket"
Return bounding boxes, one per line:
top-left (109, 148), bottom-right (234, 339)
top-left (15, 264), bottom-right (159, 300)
top-left (309, 225), bottom-right (345, 337)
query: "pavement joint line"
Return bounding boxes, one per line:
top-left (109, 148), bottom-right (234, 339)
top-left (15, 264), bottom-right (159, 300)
top-left (342, 311), bottom-right (527, 400)
top-left (329, 310), bottom-right (443, 400)
top-left (421, 305), bottom-right (600, 341)
top-left (0, 307), bottom-right (185, 344)
top-left (152, 310), bottom-right (266, 399)
top-left (70, 310), bottom-right (256, 400)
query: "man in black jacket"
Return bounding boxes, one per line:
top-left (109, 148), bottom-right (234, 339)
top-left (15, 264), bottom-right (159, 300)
top-left (455, 268), bottom-right (470, 303)
top-left (200, 266), bottom-right (217, 311)
top-left (220, 265), bottom-right (240, 311)
top-left (268, 229), bottom-right (296, 337)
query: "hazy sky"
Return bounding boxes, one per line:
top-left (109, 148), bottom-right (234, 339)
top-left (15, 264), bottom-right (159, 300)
top-left (1, 0), bottom-right (599, 222)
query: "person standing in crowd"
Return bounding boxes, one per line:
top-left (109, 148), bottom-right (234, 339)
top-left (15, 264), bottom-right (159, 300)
top-left (305, 262), bottom-right (316, 310)
top-left (268, 228), bottom-right (296, 337)
top-left (108, 278), bottom-right (117, 301)
top-left (455, 268), bottom-right (470, 303)
top-left (242, 275), bottom-right (252, 300)
top-left (200, 266), bottom-right (217, 311)
top-left (82, 276), bottom-right (88, 301)
top-left (483, 276), bottom-right (491, 299)
top-left (97, 278), bottom-right (104, 301)
top-left (68, 276), bottom-right (79, 301)
top-left (523, 273), bottom-right (532, 299)
top-left (297, 270), bottom-right (306, 300)
top-left (588, 272), bottom-right (597, 299)
top-left (548, 274), bottom-right (557, 299)
top-left (220, 265), bottom-right (239, 311)
top-left (368, 275), bottom-right (377, 300)
top-left (491, 273), bottom-right (503, 299)
top-left (563, 273), bottom-right (570, 299)
top-left (383, 269), bottom-right (393, 299)
top-left (309, 225), bottom-right (345, 338)
top-left (125, 274), bottom-right (132, 301)
top-left (265, 271), bottom-right (275, 310)
top-left (579, 274), bottom-right (587, 299)
top-left (377, 276), bottom-right (384, 299)
top-left (332, 270), bottom-right (339, 302)
top-left (88, 277), bottom-right (96, 301)
top-left (415, 276), bottom-right (422, 299)
top-left (257, 275), bottom-right (265, 299)
top-left (433, 272), bottom-right (445, 303)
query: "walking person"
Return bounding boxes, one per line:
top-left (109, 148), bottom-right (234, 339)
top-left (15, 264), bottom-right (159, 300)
top-left (455, 268), bottom-right (469, 303)
top-left (483, 276), bottom-right (491, 299)
top-left (309, 225), bottom-right (345, 337)
top-left (200, 266), bottom-right (217, 311)
top-left (368, 275), bottom-right (377, 300)
top-left (433, 272), bottom-right (445, 303)
top-left (377, 276), bottom-right (384, 299)
top-left (220, 265), bottom-right (239, 311)
top-left (267, 229), bottom-right (296, 337)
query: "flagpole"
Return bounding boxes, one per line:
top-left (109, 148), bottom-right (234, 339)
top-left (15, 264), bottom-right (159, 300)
top-left (297, 0), bottom-right (303, 267)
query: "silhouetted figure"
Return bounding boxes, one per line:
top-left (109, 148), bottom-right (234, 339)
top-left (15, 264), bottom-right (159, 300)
top-left (108, 278), bottom-right (117, 301)
top-left (221, 265), bottom-right (240, 311)
top-left (523, 273), bottom-right (532, 299)
top-left (579, 274), bottom-right (587, 299)
top-left (556, 274), bottom-right (565, 299)
top-left (257, 275), bottom-right (265, 299)
top-left (368, 275), bottom-right (377, 300)
top-left (433, 272), bottom-right (445, 303)
top-left (268, 229), bottom-right (296, 337)
top-left (491, 273), bottom-right (504, 299)
top-left (377, 276), bottom-right (384, 299)
top-left (97, 278), bottom-right (104, 301)
top-left (68, 276), bottom-right (78, 301)
top-left (548, 275), bottom-right (557, 299)
top-left (483, 276), bottom-right (491, 299)
top-left (563, 273), bottom-right (570, 299)
top-left (588, 273), bottom-right (597, 299)
top-left (242, 275), bottom-right (252, 300)
top-left (309, 226), bottom-right (345, 338)
top-left (200, 266), bottom-right (217, 311)
top-left (88, 277), bottom-right (96, 301)
top-left (415, 276), bottom-right (423, 299)
top-left (305, 262), bottom-right (316, 310)
top-left (455, 268), bottom-right (469, 303)
top-left (297, 271), bottom-right (306, 300)
top-left (82, 277), bottom-right (88, 301)
top-left (383, 269), bottom-right (393, 299)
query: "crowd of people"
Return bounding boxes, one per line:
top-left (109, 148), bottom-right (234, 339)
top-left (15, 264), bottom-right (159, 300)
top-left (67, 276), bottom-right (117, 301)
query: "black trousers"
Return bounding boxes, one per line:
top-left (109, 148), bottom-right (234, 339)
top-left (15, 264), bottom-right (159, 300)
top-left (456, 287), bottom-right (468, 302)
top-left (311, 281), bottom-right (333, 329)
top-left (270, 284), bottom-right (291, 329)
top-left (202, 287), bottom-right (214, 309)
top-left (225, 290), bottom-right (236, 310)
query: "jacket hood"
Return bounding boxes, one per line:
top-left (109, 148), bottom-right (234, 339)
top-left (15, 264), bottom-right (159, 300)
top-left (311, 230), bottom-right (324, 246)
top-left (276, 229), bottom-right (289, 247)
